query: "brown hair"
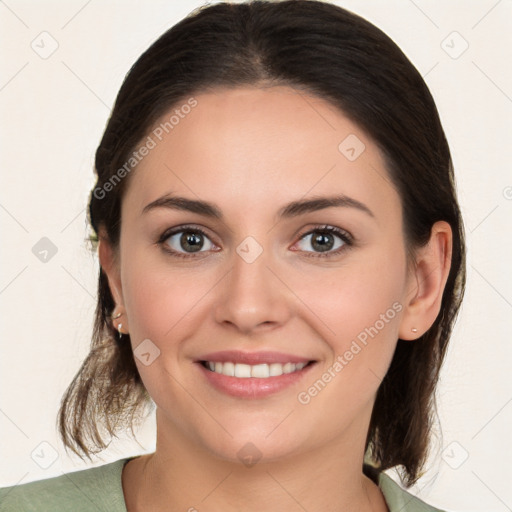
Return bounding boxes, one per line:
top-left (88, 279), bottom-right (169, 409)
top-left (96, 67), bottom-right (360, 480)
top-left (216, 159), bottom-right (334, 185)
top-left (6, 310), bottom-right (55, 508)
top-left (58, 0), bottom-right (466, 487)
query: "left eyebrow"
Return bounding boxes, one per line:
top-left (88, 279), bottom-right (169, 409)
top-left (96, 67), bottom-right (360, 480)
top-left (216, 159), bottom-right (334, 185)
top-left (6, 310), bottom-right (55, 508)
top-left (277, 194), bottom-right (375, 219)
top-left (141, 193), bottom-right (375, 219)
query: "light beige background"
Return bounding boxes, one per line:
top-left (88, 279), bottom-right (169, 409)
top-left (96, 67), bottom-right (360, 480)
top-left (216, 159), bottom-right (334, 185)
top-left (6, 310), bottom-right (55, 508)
top-left (1, 1), bottom-right (511, 511)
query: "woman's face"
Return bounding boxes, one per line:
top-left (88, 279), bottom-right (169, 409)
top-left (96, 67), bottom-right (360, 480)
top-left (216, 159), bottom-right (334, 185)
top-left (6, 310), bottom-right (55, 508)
top-left (108, 86), bottom-right (418, 463)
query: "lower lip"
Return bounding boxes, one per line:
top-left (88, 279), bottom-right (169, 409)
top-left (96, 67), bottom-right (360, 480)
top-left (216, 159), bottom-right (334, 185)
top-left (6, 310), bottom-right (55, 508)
top-left (197, 362), bottom-right (316, 399)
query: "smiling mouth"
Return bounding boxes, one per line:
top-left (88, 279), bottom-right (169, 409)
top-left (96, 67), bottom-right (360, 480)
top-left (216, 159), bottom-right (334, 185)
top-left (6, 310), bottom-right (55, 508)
top-left (200, 360), bottom-right (315, 378)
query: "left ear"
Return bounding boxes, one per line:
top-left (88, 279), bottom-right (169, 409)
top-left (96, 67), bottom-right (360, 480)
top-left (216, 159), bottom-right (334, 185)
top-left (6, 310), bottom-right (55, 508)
top-left (399, 221), bottom-right (453, 340)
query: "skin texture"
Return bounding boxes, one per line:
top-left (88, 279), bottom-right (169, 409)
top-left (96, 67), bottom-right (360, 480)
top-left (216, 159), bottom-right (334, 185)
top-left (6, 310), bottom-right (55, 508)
top-left (99, 86), bottom-right (452, 512)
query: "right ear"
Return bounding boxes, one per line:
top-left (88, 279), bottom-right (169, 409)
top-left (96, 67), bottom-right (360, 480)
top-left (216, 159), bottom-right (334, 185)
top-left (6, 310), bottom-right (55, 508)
top-left (97, 228), bottom-right (124, 306)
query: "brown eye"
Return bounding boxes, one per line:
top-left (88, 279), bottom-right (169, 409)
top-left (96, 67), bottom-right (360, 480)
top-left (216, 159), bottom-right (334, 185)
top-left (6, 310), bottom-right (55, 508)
top-left (174, 231), bottom-right (205, 253)
top-left (160, 226), bottom-right (216, 258)
top-left (309, 231), bottom-right (336, 252)
top-left (294, 225), bottom-right (353, 258)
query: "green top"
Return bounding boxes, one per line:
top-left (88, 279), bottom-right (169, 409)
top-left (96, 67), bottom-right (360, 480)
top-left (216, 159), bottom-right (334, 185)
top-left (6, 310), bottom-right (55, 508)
top-left (0, 458), bottom-right (445, 511)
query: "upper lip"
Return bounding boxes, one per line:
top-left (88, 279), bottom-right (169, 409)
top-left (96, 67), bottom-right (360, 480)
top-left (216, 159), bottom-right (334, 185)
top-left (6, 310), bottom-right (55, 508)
top-left (197, 350), bottom-right (314, 365)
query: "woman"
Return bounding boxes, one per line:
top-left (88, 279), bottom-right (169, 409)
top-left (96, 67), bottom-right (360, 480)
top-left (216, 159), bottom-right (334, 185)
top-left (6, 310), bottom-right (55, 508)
top-left (0, 1), bottom-right (465, 511)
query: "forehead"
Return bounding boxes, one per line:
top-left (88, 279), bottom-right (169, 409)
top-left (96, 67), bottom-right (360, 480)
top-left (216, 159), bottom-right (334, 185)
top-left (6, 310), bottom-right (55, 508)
top-left (124, 86), bottom-right (401, 226)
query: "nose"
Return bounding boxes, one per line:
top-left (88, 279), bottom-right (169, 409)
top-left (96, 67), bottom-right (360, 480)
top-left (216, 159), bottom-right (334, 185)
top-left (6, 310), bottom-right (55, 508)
top-left (213, 242), bottom-right (293, 335)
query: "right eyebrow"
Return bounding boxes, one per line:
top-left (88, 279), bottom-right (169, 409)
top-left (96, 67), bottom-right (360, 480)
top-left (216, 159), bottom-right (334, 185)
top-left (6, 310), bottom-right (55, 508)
top-left (142, 195), bottom-right (222, 218)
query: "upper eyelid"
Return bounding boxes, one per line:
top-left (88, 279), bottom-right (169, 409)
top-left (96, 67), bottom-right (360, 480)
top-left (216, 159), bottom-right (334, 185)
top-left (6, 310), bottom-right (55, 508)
top-left (159, 224), bottom-right (217, 243)
top-left (297, 225), bottom-right (352, 240)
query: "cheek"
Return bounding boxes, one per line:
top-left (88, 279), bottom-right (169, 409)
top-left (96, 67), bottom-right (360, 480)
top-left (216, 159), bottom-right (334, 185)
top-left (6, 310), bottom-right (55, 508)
top-left (305, 248), bottom-right (406, 401)
top-left (299, 251), bottom-right (405, 342)
top-left (294, 260), bottom-right (405, 432)
top-left (122, 258), bottom-right (208, 341)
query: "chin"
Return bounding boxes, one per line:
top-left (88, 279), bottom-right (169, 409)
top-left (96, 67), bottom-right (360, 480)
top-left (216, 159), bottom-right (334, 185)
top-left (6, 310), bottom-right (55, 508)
top-left (204, 434), bottom-right (303, 467)
top-left (209, 410), bottom-right (327, 465)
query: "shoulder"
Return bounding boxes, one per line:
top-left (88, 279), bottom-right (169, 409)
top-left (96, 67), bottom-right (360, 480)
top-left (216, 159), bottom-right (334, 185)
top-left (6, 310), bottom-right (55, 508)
top-left (378, 472), bottom-right (446, 512)
top-left (0, 458), bottom-right (130, 512)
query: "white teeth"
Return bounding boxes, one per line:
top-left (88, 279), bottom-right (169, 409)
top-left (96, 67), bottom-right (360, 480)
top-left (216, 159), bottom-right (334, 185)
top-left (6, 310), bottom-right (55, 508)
top-left (223, 361), bottom-right (235, 376)
top-left (204, 361), bottom-right (309, 378)
top-left (234, 363), bottom-right (252, 378)
top-left (269, 363), bottom-right (283, 376)
top-left (282, 362), bottom-right (295, 374)
top-left (251, 364), bottom-right (270, 378)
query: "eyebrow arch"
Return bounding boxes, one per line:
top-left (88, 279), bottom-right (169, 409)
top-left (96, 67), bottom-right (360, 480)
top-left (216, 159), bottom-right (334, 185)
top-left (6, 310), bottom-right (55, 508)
top-left (278, 194), bottom-right (374, 219)
top-left (142, 193), bottom-right (375, 219)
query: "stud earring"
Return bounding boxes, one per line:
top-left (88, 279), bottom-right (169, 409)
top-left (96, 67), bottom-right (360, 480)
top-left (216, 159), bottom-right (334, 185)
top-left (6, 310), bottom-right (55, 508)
top-left (411, 327), bottom-right (418, 333)
top-left (111, 309), bottom-right (123, 320)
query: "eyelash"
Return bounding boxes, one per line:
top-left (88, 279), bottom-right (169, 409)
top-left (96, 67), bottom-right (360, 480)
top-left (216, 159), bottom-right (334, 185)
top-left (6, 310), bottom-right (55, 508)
top-left (296, 225), bottom-right (354, 258)
top-left (157, 224), bottom-right (354, 260)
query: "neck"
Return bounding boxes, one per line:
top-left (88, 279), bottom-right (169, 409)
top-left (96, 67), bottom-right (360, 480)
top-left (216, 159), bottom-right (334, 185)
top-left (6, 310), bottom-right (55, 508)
top-left (122, 410), bottom-right (388, 512)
